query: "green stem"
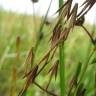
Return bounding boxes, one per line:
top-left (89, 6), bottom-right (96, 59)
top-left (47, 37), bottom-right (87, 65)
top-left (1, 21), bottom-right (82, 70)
top-left (59, 43), bottom-right (65, 96)
top-left (59, 0), bottom-right (63, 11)
top-left (59, 0), bottom-right (65, 96)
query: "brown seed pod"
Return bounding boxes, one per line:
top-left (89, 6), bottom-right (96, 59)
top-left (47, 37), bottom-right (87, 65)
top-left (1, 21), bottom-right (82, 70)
top-left (18, 65), bottom-right (38, 96)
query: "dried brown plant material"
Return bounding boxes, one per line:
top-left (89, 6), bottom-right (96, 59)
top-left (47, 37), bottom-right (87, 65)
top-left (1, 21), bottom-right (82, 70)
top-left (68, 3), bottom-right (78, 29)
top-left (49, 60), bottom-right (59, 80)
top-left (16, 36), bottom-right (20, 49)
top-left (10, 67), bottom-right (17, 96)
top-left (28, 29), bottom-right (70, 80)
top-left (78, 0), bottom-right (96, 17)
top-left (46, 60), bottom-right (59, 90)
top-left (50, 28), bottom-right (70, 51)
top-left (16, 36), bottom-right (21, 59)
top-left (55, 0), bottom-right (68, 13)
top-left (24, 51), bottom-right (49, 79)
top-left (51, 0), bottom-right (73, 41)
top-left (41, 29), bottom-right (70, 75)
top-left (59, 28), bottom-right (70, 42)
top-left (51, 22), bottom-right (62, 47)
top-left (18, 65), bottom-right (38, 96)
top-left (51, 1), bottom-right (78, 47)
top-left (36, 53), bottom-right (50, 76)
top-left (56, 0), bottom-right (73, 19)
top-left (50, 48), bottom-right (57, 60)
top-left (38, 52), bottom-right (50, 65)
top-left (24, 48), bottom-right (34, 74)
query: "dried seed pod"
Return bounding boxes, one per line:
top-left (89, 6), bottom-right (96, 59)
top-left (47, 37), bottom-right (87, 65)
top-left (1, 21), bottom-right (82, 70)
top-left (31, 0), bottom-right (38, 3)
top-left (68, 3), bottom-right (78, 28)
top-left (75, 15), bottom-right (85, 26)
top-left (24, 48), bottom-right (34, 74)
top-left (45, 60), bottom-right (59, 90)
top-left (48, 60), bottom-right (59, 80)
top-left (51, 23), bottom-right (62, 47)
top-left (18, 65), bottom-right (38, 96)
top-left (57, 0), bottom-right (73, 19)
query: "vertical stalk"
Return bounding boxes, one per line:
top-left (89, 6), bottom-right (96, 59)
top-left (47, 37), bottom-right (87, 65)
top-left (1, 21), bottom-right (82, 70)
top-left (59, 43), bottom-right (65, 96)
top-left (59, 0), bottom-right (65, 96)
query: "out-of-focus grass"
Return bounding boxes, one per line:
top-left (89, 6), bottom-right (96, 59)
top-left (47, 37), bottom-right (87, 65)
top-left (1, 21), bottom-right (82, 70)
top-left (0, 9), bottom-right (96, 96)
top-left (0, 9), bottom-right (52, 96)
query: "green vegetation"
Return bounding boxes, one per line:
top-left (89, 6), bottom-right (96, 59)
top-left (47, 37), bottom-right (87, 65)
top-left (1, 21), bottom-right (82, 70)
top-left (0, 0), bottom-right (96, 96)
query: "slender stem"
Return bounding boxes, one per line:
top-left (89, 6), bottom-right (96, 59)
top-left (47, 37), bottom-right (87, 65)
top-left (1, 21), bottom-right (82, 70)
top-left (59, 0), bottom-right (63, 11)
top-left (81, 25), bottom-right (94, 44)
top-left (59, 0), bottom-right (65, 96)
top-left (34, 81), bottom-right (58, 96)
top-left (59, 43), bottom-right (65, 96)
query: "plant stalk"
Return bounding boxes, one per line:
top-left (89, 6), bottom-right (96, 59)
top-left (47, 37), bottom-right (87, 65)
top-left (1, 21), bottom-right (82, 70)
top-left (59, 0), bottom-right (65, 96)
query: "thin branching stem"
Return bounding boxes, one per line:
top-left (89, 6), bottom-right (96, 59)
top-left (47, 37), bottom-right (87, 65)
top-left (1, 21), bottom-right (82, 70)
top-left (34, 81), bottom-right (58, 96)
top-left (81, 25), bottom-right (94, 44)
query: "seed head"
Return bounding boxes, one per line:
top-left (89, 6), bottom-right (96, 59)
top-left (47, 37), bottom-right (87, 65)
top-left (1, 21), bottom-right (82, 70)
top-left (78, 0), bottom-right (96, 17)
